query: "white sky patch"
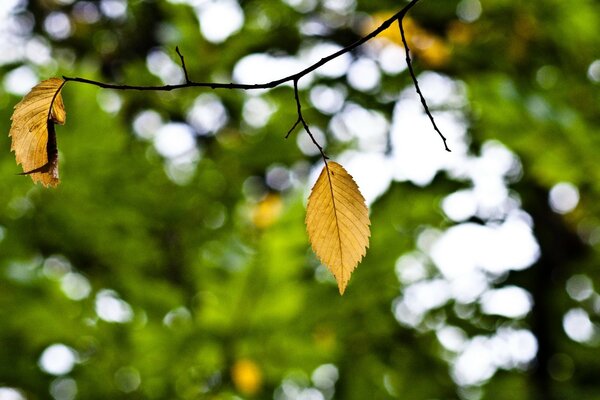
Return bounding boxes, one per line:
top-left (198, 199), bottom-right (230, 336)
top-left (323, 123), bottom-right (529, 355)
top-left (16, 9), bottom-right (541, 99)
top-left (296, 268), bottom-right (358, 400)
top-left (480, 286), bottom-right (533, 318)
top-left (588, 60), bottom-right (600, 83)
top-left (146, 49), bottom-right (184, 85)
top-left (50, 378), bottom-right (77, 400)
top-left (0, 2), bottom-right (27, 66)
top-left (549, 182), bottom-right (579, 214)
top-left (451, 328), bottom-right (537, 386)
top-left (416, 72), bottom-right (467, 108)
top-left (195, 0), bottom-right (244, 43)
top-left (3, 65), bottom-right (37, 95)
top-left (97, 91), bottom-right (122, 115)
top-left (297, 126), bottom-right (326, 157)
top-left (0, 388), bottom-right (25, 400)
top-left (437, 325), bottom-right (468, 352)
top-left (400, 279), bottom-right (452, 317)
top-left (493, 328), bottom-right (538, 368)
top-left (330, 103), bottom-right (389, 152)
top-left (100, 0), bottom-right (127, 19)
top-left (323, 0), bottom-right (355, 13)
top-left (391, 97), bottom-right (467, 186)
top-left (266, 165), bottom-right (293, 191)
top-left (242, 96), bottom-right (275, 128)
top-left (301, 42), bottom-right (352, 78)
top-left (133, 110), bottom-right (163, 140)
top-left (61, 272), bottom-right (92, 301)
top-left (431, 214), bottom-right (540, 279)
top-left (338, 151), bottom-right (393, 205)
top-left (154, 122), bottom-right (197, 159)
top-left (43, 256), bottom-right (72, 280)
top-left (451, 336), bottom-right (496, 386)
top-left (44, 12), bottom-right (72, 40)
top-left (566, 274), bottom-right (594, 302)
top-left (187, 93), bottom-right (228, 135)
top-left (73, 2), bottom-right (101, 24)
top-left (0, 0), bottom-right (21, 19)
top-left (281, 0), bottom-right (318, 13)
top-left (165, 152), bottom-right (200, 185)
top-left (312, 364), bottom-right (339, 392)
top-left (233, 53), bottom-right (307, 88)
top-left (95, 289), bottom-right (134, 323)
top-left (310, 85), bottom-right (346, 115)
top-left (449, 269), bottom-right (488, 304)
top-left (466, 141), bottom-right (521, 219)
top-left (456, 0), bottom-right (482, 23)
top-left (25, 37), bottom-right (52, 66)
top-left (163, 307), bottom-right (192, 328)
top-left (563, 308), bottom-right (595, 343)
top-left (347, 57), bottom-right (381, 92)
top-left (39, 344), bottom-right (78, 376)
top-left (442, 189), bottom-right (478, 222)
top-left (395, 252), bottom-right (428, 285)
top-left (378, 42), bottom-right (407, 75)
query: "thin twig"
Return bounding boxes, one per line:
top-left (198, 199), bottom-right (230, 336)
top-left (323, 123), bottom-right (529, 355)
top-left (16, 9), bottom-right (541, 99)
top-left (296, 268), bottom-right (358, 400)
top-left (175, 46), bottom-right (190, 84)
top-left (291, 80), bottom-right (328, 165)
top-left (398, 19), bottom-right (451, 152)
top-left (286, 118), bottom-right (301, 139)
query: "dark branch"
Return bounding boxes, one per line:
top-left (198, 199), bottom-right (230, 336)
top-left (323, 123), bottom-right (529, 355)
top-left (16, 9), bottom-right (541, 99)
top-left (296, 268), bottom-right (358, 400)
top-left (398, 19), bottom-right (451, 152)
top-left (61, 0), bottom-right (450, 153)
top-left (175, 46), bottom-right (190, 84)
top-left (286, 118), bottom-right (301, 139)
top-left (290, 80), bottom-right (328, 165)
top-left (64, 0), bottom-right (423, 91)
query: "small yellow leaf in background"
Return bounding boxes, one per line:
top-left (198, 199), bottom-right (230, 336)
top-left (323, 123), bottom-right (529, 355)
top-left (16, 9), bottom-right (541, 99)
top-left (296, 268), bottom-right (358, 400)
top-left (252, 193), bottom-right (283, 229)
top-left (306, 162), bottom-right (370, 294)
top-left (231, 359), bottom-right (262, 396)
top-left (9, 77), bottom-right (67, 187)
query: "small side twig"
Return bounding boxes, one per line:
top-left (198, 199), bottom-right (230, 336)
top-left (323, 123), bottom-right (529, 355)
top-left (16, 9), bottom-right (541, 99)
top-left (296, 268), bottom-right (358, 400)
top-left (398, 19), bottom-right (451, 152)
top-left (288, 79), bottom-right (328, 165)
top-left (286, 119), bottom-right (301, 139)
top-left (175, 46), bottom-right (190, 84)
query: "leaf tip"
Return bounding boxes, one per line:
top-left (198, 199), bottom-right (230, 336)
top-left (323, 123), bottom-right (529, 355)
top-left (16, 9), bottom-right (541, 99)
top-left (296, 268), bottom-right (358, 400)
top-left (338, 281), bottom-right (347, 295)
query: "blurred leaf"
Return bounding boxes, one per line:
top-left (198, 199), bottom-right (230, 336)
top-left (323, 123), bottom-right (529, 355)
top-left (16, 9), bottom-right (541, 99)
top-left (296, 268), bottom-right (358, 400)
top-left (231, 358), bottom-right (263, 396)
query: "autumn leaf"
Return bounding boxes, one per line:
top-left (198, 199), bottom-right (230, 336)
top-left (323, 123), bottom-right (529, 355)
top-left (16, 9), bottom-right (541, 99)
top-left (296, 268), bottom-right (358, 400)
top-left (231, 359), bottom-right (263, 396)
top-left (9, 78), bottom-right (67, 187)
top-left (306, 161), bottom-right (371, 294)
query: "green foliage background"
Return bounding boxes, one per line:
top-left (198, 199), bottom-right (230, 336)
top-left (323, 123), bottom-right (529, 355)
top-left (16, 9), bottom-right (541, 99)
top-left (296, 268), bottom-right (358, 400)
top-left (1, 0), bottom-right (599, 399)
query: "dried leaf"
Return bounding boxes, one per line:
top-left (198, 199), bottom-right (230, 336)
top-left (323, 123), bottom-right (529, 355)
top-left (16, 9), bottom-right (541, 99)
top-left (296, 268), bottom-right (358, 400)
top-left (9, 78), bottom-right (67, 187)
top-left (306, 161), bottom-right (371, 294)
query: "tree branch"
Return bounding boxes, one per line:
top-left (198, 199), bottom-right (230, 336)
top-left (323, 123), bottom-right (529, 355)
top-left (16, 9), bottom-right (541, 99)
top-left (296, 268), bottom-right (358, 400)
top-left (61, 0), bottom-right (450, 152)
top-left (398, 19), bottom-right (450, 152)
top-left (175, 46), bottom-right (190, 84)
top-left (288, 79), bottom-right (329, 165)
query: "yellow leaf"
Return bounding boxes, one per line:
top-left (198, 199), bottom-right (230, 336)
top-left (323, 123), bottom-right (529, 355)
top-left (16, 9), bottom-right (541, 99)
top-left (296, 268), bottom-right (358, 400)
top-left (9, 78), bottom-right (67, 187)
top-left (306, 162), bottom-right (370, 294)
top-left (231, 359), bottom-right (262, 396)
top-left (252, 193), bottom-right (283, 229)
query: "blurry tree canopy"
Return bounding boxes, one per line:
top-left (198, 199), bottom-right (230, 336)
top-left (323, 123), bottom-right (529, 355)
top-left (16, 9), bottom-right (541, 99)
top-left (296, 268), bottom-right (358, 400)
top-left (1, 0), bottom-right (599, 399)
